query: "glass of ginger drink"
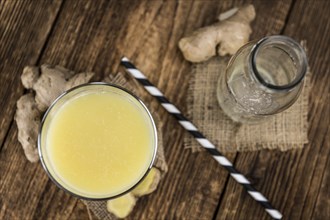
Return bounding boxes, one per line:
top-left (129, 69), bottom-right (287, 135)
top-left (38, 83), bottom-right (157, 200)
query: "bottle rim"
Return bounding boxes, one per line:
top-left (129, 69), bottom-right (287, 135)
top-left (250, 35), bottom-right (308, 91)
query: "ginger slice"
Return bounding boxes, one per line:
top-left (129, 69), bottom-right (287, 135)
top-left (178, 4), bottom-right (256, 62)
top-left (132, 167), bottom-right (161, 197)
top-left (106, 168), bottom-right (161, 217)
top-left (107, 193), bottom-right (136, 219)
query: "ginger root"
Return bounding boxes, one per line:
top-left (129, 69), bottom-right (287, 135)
top-left (23, 64), bottom-right (94, 111)
top-left (15, 94), bottom-right (42, 162)
top-left (132, 167), bottom-right (161, 197)
top-left (15, 64), bottom-right (94, 162)
top-left (107, 193), bottom-right (136, 219)
top-left (107, 167), bottom-right (161, 218)
top-left (179, 4), bottom-right (256, 62)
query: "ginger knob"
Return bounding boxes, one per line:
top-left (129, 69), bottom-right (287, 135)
top-left (179, 4), bottom-right (256, 62)
top-left (107, 193), bottom-right (136, 219)
top-left (132, 167), bottom-right (161, 197)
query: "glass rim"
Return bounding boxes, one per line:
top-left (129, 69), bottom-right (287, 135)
top-left (38, 82), bottom-right (158, 201)
top-left (250, 35), bottom-right (308, 91)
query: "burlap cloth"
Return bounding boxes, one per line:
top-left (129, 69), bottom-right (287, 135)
top-left (82, 72), bottom-right (168, 219)
top-left (185, 57), bottom-right (310, 152)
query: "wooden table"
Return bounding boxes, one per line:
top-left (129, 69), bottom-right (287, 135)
top-left (0, 0), bottom-right (329, 219)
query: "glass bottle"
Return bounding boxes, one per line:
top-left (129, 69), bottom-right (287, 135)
top-left (217, 35), bottom-right (308, 123)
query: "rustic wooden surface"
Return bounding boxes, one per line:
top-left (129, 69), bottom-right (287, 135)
top-left (0, 0), bottom-right (329, 219)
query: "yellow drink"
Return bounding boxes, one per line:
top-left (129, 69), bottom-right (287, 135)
top-left (39, 84), bottom-right (157, 199)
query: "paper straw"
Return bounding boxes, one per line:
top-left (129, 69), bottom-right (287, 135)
top-left (121, 57), bottom-right (282, 220)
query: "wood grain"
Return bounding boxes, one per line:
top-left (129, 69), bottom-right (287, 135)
top-left (0, 0), bottom-right (329, 219)
top-left (216, 0), bottom-right (330, 219)
top-left (0, 0), bottom-right (63, 148)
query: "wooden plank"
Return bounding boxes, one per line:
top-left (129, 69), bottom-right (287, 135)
top-left (216, 0), bottom-right (330, 219)
top-left (0, 0), bottom-right (63, 148)
top-left (312, 127), bottom-right (330, 220)
top-left (0, 0), bottom-right (75, 219)
top-left (0, 1), bottom-right (115, 219)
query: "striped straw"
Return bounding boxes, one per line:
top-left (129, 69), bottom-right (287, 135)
top-left (121, 57), bottom-right (282, 220)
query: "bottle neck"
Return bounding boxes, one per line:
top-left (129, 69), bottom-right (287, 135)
top-left (248, 35), bottom-right (308, 92)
